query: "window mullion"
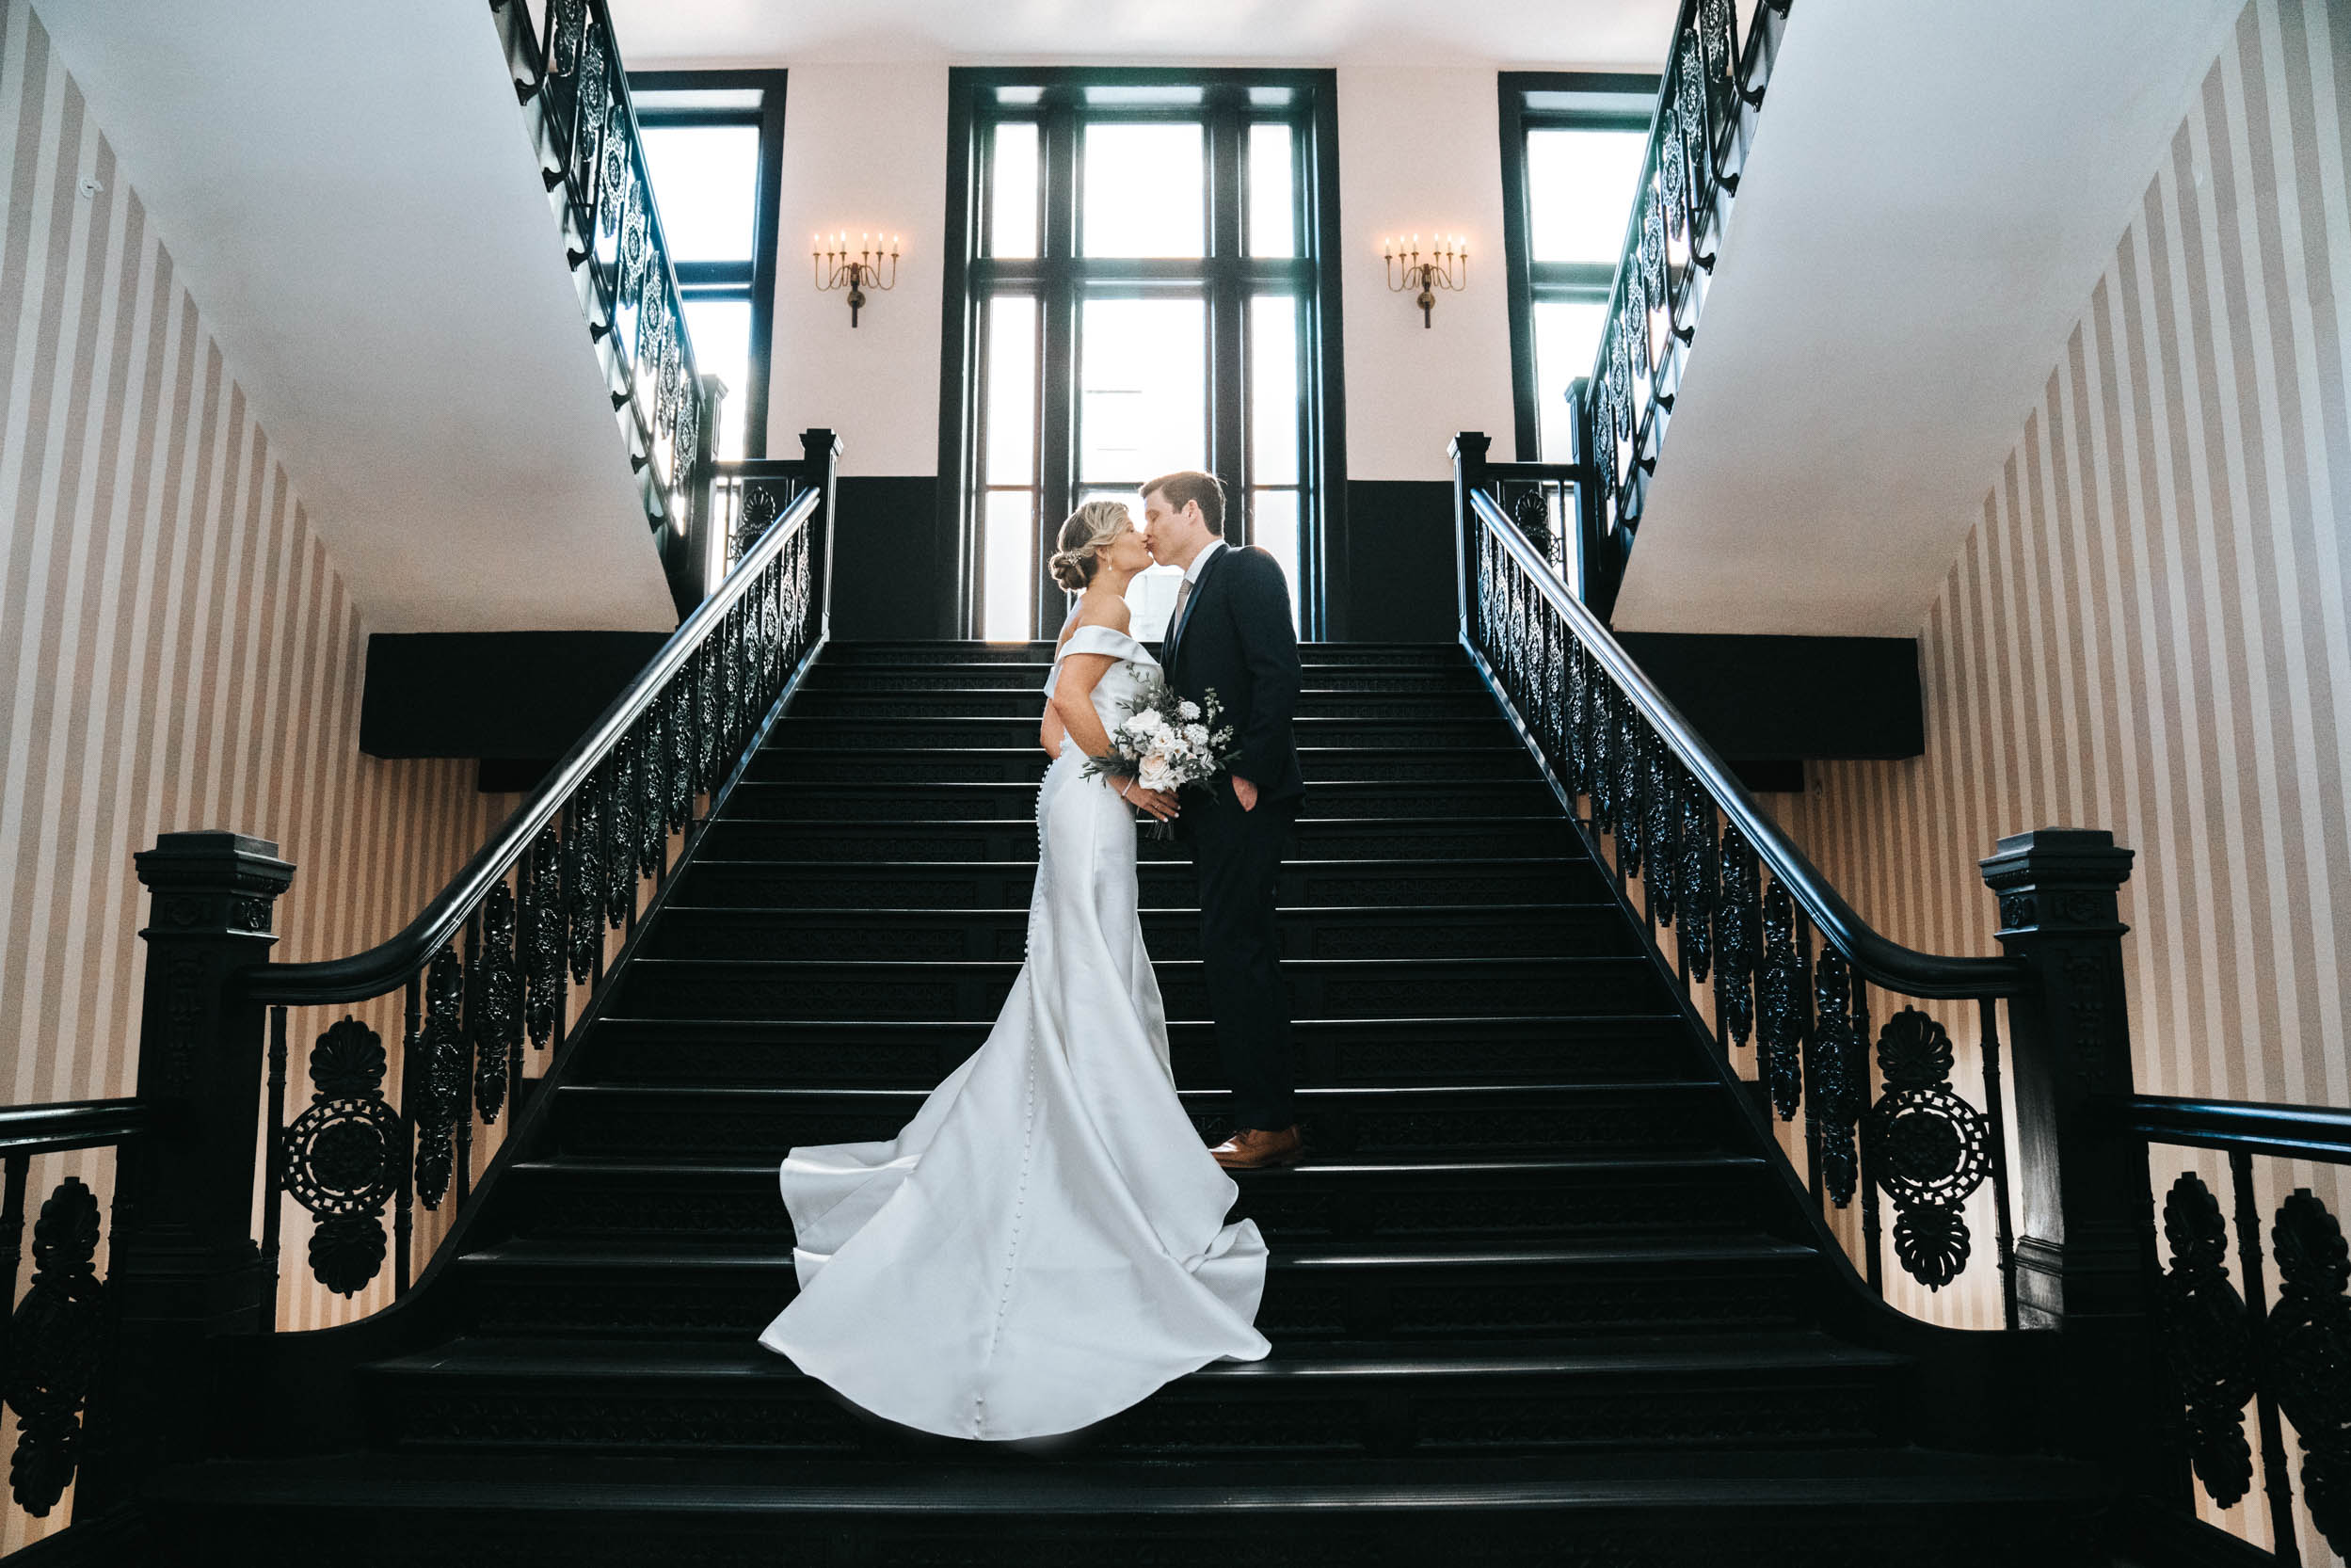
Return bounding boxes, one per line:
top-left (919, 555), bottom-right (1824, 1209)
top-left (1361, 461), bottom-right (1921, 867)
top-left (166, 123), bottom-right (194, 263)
top-left (1207, 105), bottom-right (1247, 548)
top-left (1034, 106), bottom-right (1081, 633)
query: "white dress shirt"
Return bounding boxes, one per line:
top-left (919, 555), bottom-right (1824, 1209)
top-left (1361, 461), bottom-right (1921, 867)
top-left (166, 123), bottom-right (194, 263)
top-left (1165, 537), bottom-right (1226, 654)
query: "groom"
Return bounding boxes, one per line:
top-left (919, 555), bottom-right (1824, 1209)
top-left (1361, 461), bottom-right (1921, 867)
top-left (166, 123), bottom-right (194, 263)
top-left (1137, 471), bottom-right (1306, 1171)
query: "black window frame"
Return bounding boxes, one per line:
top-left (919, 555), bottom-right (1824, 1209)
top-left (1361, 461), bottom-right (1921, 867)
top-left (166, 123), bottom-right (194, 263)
top-left (627, 69), bottom-right (788, 459)
top-left (1498, 72), bottom-right (1658, 463)
top-left (937, 67), bottom-right (1348, 641)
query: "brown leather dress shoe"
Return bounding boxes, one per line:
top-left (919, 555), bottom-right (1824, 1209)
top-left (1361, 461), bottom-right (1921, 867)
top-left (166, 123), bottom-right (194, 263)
top-left (1209, 1125), bottom-right (1305, 1170)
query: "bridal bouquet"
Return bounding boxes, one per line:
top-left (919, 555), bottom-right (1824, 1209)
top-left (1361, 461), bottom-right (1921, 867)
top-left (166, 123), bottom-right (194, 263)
top-left (1081, 675), bottom-right (1237, 836)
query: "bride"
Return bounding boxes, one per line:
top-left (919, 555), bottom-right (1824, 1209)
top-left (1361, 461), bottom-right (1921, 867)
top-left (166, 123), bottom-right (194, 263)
top-left (757, 499), bottom-right (1271, 1440)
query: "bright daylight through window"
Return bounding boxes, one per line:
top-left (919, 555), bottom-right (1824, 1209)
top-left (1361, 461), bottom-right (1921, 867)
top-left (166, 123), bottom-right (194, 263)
top-left (952, 73), bottom-right (1336, 643)
top-left (632, 77), bottom-right (784, 460)
top-left (1499, 75), bottom-right (1656, 465)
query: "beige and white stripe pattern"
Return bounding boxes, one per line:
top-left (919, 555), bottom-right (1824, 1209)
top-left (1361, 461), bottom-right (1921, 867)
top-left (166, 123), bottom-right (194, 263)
top-left (0, 3), bottom-right (526, 1548)
top-left (1771, 0), bottom-right (2349, 1555)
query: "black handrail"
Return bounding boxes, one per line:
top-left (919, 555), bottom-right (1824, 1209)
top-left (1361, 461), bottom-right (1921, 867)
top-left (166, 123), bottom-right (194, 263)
top-left (1469, 488), bottom-right (2025, 1000)
top-left (247, 485), bottom-right (822, 1007)
top-left (0, 1098), bottom-right (157, 1157)
top-left (2120, 1094), bottom-right (2351, 1164)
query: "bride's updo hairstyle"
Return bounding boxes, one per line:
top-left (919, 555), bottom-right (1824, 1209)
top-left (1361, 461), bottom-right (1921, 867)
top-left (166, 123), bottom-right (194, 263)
top-left (1048, 500), bottom-right (1130, 592)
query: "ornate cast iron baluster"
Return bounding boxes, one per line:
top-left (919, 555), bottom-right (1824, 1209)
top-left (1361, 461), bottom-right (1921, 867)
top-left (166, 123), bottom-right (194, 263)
top-left (2149, 1172), bottom-right (2257, 1508)
top-left (1862, 1008), bottom-right (1990, 1290)
top-left (566, 788), bottom-right (601, 984)
top-left (2269, 1189), bottom-right (2351, 1557)
top-left (1644, 748), bottom-right (1676, 928)
top-left (1679, 792), bottom-right (1716, 982)
top-left (1755, 880), bottom-right (1805, 1119)
top-left (1807, 949), bottom-right (1865, 1204)
top-left (1614, 706), bottom-right (1644, 876)
top-left (280, 1017), bottom-right (403, 1297)
top-left (412, 947), bottom-right (468, 1211)
top-left (3, 1176), bottom-right (104, 1515)
top-left (604, 740), bottom-right (637, 930)
top-left (523, 825), bottom-right (565, 1048)
top-left (665, 676), bottom-right (695, 833)
top-left (473, 882), bottom-right (522, 1122)
top-left (1713, 824), bottom-right (1759, 1049)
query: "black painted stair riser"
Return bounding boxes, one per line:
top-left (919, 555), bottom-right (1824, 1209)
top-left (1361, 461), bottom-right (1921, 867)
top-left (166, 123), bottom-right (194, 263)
top-left (575, 1015), bottom-right (1703, 1088)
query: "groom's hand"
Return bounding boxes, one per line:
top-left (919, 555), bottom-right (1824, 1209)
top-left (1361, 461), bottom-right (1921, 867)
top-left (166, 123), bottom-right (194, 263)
top-left (1232, 776), bottom-right (1258, 812)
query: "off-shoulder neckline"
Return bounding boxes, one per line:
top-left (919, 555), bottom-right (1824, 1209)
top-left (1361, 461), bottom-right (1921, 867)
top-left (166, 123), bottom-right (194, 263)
top-left (1052, 623), bottom-right (1156, 664)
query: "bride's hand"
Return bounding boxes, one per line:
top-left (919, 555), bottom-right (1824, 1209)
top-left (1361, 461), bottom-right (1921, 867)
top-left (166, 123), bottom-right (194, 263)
top-left (1114, 777), bottom-right (1180, 823)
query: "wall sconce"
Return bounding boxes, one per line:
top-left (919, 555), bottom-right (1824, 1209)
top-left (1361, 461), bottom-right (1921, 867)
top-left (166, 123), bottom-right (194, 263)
top-left (814, 231), bottom-right (900, 327)
top-left (1383, 232), bottom-right (1466, 328)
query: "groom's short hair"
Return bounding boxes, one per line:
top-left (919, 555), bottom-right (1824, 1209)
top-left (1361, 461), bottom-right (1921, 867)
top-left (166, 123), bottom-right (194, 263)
top-left (1143, 470), bottom-right (1225, 536)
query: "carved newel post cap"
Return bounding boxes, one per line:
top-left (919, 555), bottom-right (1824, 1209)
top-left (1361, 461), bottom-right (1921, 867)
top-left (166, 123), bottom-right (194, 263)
top-left (133, 830), bottom-right (295, 943)
top-left (1979, 828), bottom-right (2134, 939)
top-left (1448, 431), bottom-right (1493, 463)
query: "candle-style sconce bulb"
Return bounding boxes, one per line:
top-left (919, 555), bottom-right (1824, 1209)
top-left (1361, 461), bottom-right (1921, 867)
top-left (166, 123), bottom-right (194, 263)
top-left (1383, 226), bottom-right (1469, 328)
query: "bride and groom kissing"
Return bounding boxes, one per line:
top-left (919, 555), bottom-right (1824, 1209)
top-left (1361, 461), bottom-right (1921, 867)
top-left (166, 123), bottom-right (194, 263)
top-left (758, 469), bottom-right (1304, 1440)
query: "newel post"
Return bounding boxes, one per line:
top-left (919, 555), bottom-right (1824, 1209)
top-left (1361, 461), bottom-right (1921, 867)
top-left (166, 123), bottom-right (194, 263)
top-left (1448, 431), bottom-right (1492, 641)
top-left (88, 831), bottom-right (293, 1500)
top-left (1978, 828), bottom-right (2161, 1471)
top-left (800, 425), bottom-right (841, 639)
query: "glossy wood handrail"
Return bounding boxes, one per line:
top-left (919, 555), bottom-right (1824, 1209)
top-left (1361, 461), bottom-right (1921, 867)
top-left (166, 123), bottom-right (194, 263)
top-left (246, 487), bottom-right (823, 1006)
top-left (2119, 1093), bottom-right (2351, 1164)
top-left (0, 1098), bottom-right (159, 1157)
top-left (1470, 488), bottom-right (2027, 999)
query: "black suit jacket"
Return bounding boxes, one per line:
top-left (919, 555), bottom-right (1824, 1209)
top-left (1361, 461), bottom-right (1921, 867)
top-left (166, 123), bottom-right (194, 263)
top-left (1161, 543), bottom-right (1305, 804)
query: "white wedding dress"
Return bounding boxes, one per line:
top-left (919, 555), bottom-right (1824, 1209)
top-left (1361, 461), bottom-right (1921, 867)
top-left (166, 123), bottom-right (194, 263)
top-left (757, 624), bottom-right (1271, 1439)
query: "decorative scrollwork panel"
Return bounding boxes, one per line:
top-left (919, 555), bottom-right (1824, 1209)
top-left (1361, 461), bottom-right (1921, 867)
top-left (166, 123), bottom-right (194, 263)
top-left (413, 949), bottom-right (469, 1211)
top-left (2149, 1173), bottom-right (2257, 1508)
top-left (2269, 1188), bottom-right (2351, 1556)
top-left (282, 1016), bottom-right (404, 1296)
top-left (1863, 1009), bottom-right (1990, 1289)
top-left (3, 1176), bottom-right (104, 1514)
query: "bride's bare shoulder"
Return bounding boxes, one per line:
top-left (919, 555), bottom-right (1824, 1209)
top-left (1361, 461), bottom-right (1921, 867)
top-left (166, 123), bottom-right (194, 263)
top-left (1073, 591), bottom-right (1131, 633)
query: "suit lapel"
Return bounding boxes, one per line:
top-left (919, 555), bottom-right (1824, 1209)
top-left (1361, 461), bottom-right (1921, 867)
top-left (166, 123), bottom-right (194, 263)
top-left (1165, 543), bottom-right (1227, 674)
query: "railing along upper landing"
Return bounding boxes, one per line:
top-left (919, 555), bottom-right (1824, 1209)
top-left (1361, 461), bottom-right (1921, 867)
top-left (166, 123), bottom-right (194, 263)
top-left (1505, 0), bottom-right (1789, 618)
top-left (490, 0), bottom-right (722, 610)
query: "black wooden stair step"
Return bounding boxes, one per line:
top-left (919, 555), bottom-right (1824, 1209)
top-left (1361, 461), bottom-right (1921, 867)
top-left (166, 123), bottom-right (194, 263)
top-left (577, 1014), bottom-right (1701, 1088)
top-left (641, 904), bottom-right (1637, 962)
top-left (746, 744), bottom-right (1543, 784)
top-left (495, 1150), bottom-right (1779, 1244)
top-left (790, 688), bottom-right (1507, 719)
top-left (146, 1449), bottom-right (2112, 1568)
top-left (670, 856), bottom-right (1609, 909)
top-left (610, 953), bottom-right (1674, 1021)
top-left (359, 1331), bottom-right (1894, 1458)
top-left (826, 640), bottom-right (1469, 668)
top-left (544, 1080), bottom-right (1733, 1158)
top-left (447, 1234), bottom-right (1822, 1342)
top-left (768, 715), bottom-right (1519, 750)
top-left (722, 777), bottom-right (1561, 821)
top-left (806, 663), bottom-right (1488, 694)
top-left (696, 815), bottom-right (1581, 864)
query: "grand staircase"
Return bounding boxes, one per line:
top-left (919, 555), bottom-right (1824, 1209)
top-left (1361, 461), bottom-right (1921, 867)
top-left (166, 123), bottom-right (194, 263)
top-left (157, 641), bottom-right (2111, 1564)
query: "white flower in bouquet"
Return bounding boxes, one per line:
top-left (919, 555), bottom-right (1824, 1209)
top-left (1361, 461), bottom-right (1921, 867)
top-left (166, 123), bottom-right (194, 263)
top-left (1080, 673), bottom-right (1239, 837)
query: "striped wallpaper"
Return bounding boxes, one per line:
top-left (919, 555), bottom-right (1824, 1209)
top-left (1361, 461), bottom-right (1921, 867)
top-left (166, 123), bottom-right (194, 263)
top-left (1769, 0), bottom-right (2349, 1556)
top-left (0, 2), bottom-right (523, 1548)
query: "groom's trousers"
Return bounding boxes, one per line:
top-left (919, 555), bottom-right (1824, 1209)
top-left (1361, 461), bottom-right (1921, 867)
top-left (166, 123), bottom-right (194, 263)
top-left (1190, 783), bottom-right (1300, 1131)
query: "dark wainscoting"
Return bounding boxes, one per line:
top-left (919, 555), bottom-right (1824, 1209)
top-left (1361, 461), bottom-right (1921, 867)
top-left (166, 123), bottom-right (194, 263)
top-left (1617, 632), bottom-right (1923, 762)
top-left (833, 475), bottom-right (943, 640)
top-left (1340, 480), bottom-right (1458, 644)
top-left (361, 631), bottom-right (670, 785)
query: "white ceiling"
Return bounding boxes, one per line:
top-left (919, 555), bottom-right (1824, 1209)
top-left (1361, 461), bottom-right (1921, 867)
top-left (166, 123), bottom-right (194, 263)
top-left (33, 0), bottom-right (679, 633)
top-left (1613, 0), bottom-right (2247, 635)
top-left (607, 0), bottom-right (1680, 70)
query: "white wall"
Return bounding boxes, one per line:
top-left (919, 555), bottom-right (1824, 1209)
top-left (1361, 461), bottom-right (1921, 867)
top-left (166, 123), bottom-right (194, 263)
top-left (1334, 65), bottom-right (1517, 480)
top-left (758, 63), bottom-right (1523, 482)
top-left (764, 64), bottom-right (951, 474)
